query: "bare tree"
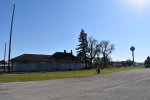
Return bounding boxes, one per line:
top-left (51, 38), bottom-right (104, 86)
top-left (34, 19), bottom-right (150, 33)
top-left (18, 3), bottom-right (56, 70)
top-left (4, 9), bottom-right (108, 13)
top-left (88, 36), bottom-right (100, 67)
top-left (98, 40), bottom-right (114, 68)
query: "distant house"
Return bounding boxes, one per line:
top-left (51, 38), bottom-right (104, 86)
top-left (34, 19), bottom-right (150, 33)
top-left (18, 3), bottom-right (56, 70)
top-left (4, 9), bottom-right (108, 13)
top-left (0, 60), bottom-right (5, 64)
top-left (11, 50), bottom-right (82, 72)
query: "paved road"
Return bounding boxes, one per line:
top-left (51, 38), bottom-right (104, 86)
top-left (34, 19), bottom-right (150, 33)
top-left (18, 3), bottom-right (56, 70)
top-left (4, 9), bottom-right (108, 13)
top-left (0, 69), bottom-right (150, 100)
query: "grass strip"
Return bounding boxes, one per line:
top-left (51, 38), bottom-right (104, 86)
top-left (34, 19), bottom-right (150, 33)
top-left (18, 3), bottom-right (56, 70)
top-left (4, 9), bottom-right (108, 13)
top-left (0, 66), bottom-right (144, 83)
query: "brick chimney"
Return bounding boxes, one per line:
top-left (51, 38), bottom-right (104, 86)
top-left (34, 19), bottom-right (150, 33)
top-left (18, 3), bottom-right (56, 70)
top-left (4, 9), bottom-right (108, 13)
top-left (71, 50), bottom-right (73, 55)
top-left (64, 50), bottom-right (66, 53)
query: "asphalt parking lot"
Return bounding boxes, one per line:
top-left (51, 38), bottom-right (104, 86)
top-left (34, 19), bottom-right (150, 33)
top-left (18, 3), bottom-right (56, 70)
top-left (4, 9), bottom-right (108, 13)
top-left (0, 69), bottom-right (150, 100)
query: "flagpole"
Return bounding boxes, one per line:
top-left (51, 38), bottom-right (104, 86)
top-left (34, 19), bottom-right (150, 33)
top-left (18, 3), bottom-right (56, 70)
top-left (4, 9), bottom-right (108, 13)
top-left (4, 42), bottom-right (6, 72)
top-left (8, 4), bottom-right (15, 72)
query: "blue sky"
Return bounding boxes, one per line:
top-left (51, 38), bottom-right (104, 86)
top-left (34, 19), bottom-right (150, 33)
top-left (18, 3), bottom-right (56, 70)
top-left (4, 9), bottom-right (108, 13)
top-left (1, 0), bottom-right (150, 62)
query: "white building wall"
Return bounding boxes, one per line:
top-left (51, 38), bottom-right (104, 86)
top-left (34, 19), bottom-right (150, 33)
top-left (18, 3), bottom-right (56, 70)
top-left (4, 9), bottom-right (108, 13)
top-left (12, 61), bottom-right (82, 72)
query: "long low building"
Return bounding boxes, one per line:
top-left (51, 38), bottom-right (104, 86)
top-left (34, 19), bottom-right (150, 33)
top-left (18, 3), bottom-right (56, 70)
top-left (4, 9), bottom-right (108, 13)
top-left (11, 50), bottom-right (82, 72)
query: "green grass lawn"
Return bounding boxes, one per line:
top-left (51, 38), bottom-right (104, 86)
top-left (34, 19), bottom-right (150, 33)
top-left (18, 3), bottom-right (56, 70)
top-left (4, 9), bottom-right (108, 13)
top-left (0, 66), bottom-right (144, 83)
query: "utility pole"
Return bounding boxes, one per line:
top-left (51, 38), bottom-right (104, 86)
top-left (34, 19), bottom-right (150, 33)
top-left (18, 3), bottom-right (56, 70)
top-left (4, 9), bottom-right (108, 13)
top-left (8, 4), bottom-right (15, 72)
top-left (4, 42), bottom-right (6, 72)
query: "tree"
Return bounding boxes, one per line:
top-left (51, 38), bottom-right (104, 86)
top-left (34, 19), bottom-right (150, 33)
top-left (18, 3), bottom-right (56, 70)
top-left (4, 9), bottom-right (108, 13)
top-left (98, 40), bottom-right (115, 68)
top-left (93, 57), bottom-right (101, 67)
top-left (144, 56), bottom-right (150, 68)
top-left (76, 29), bottom-right (89, 68)
top-left (130, 46), bottom-right (135, 66)
top-left (125, 59), bottom-right (132, 66)
top-left (88, 36), bottom-right (100, 67)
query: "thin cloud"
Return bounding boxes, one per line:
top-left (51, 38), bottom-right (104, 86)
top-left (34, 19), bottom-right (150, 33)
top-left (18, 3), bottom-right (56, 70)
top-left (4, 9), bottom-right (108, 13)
top-left (121, 0), bottom-right (150, 11)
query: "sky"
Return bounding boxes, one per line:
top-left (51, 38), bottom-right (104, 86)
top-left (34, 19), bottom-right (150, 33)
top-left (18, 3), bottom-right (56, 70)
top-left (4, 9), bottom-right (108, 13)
top-left (1, 0), bottom-right (150, 62)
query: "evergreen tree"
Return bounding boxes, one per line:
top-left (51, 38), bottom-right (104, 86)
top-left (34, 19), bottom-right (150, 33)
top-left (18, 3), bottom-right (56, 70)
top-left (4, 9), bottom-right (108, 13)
top-left (144, 56), bottom-right (150, 68)
top-left (76, 29), bottom-right (89, 68)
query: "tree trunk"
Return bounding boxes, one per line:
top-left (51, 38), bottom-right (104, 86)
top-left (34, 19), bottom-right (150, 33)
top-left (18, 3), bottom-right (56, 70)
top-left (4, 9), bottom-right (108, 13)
top-left (84, 54), bottom-right (88, 68)
top-left (103, 54), bottom-right (107, 68)
top-left (90, 44), bottom-right (93, 68)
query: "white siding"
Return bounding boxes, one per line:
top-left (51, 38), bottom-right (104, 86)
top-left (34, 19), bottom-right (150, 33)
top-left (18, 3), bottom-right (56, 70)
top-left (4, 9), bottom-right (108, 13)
top-left (12, 61), bottom-right (82, 72)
